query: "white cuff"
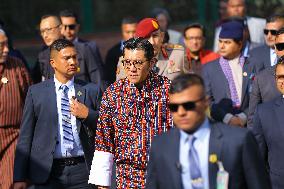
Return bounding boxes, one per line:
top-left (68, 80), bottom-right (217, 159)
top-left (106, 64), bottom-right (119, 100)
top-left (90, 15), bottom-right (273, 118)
top-left (236, 112), bottom-right (247, 124)
top-left (223, 113), bottom-right (234, 124)
top-left (88, 150), bottom-right (114, 186)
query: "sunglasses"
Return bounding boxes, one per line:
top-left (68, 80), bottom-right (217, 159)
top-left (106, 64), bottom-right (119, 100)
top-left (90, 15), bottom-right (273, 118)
top-left (263, 29), bottom-right (278, 36)
top-left (168, 97), bottom-right (205, 112)
top-left (275, 43), bottom-right (284, 51)
top-left (63, 24), bottom-right (77, 30)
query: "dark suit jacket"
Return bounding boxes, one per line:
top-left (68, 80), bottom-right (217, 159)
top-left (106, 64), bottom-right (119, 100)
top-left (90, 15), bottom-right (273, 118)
top-left (104, 42), bottom-right (122, 84)
top-left (202, 58), bottom-right (255, 121)
top-left (251, 96), bottom-right (284, 189)
top-left (247, 66), bottom-right (281, 128)
top-left (248, 45), bottom-right (271, 72)
top-left (76, 38), bottom-right (104, 76)
top-left (146, 123), bottom-right (270, 189)
top-left (13, 79), bottom-right (101, 184)
top-left (36, 43), bottom-right (102, 85)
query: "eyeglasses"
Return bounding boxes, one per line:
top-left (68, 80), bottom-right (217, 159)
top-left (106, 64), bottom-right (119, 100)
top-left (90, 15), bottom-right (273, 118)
top-left (263, 29), bottom-right (278, 36)
top-left (63, 24), bottom-right (77, 30)
top-left (40, 24), bottom-right (60, 35)
top-left (168, 97), bottom-right (205, 112)
top-left (275, 43), bottom-right (284, 51)
top-left (121, 59), bottom-right (148, 69)
top-left (185, 36), bottom-right (203, 41)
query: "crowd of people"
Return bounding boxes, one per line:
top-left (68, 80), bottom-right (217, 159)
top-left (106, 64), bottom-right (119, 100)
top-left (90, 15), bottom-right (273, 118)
top-left (1, 0), bottom-right (284, 188)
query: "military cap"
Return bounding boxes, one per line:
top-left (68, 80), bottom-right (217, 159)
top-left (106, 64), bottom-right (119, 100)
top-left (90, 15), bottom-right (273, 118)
top-left (135, 18), bottom-right (160, 38)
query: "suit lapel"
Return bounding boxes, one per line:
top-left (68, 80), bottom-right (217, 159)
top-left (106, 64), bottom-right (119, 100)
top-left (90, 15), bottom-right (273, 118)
top-left (241, 59), bottom-right (250, 103)
top-left (208, 122), bottom-right (223, 189)
top-left (74, 82), bottom-right (86, 132)
top-left (265, 46), bottom-right (271, 68)
top-left (45, 79), bottom-right (58, 129)
top-left (274, 97), bottom-right (284, 137)
top-left (168, 128), bottom-right (183, 189)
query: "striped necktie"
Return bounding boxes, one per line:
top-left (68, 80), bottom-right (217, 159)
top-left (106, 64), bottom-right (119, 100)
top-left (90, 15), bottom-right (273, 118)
top-left (189, 135), bottom-right (204, 189)
top-left (60, 85), bottom-right (74, 150)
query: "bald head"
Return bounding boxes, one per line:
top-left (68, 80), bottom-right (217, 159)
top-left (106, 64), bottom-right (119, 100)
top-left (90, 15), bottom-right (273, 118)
top-left (40, 15), bottom-right (62, 46)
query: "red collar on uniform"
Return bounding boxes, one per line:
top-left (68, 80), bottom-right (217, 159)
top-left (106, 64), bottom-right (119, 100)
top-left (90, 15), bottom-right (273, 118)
top-left (161, 46), bottom-right (169, 59)
top-left (186, 48), bottom-right (220, 64)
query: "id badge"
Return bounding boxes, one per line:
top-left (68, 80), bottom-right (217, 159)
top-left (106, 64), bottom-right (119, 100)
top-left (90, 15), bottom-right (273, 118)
top-left (216, 161), bottom-right (229, 189)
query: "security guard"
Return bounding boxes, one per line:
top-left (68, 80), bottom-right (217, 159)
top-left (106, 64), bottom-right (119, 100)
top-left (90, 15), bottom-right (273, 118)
top-left (116, 18), bottom-right (189, 81)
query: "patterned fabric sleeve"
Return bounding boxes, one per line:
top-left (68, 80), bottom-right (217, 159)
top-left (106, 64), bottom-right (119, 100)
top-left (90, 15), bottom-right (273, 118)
top-left (89, 87), bottom-right (116, 186)
top-left (95, 88), bottom-right (115, 153)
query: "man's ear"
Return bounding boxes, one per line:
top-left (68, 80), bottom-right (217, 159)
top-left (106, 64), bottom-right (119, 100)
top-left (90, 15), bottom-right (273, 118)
top-left (50, 59), bottom-right (56, 69)
top-left (76, 24), bottom-right (80, 33)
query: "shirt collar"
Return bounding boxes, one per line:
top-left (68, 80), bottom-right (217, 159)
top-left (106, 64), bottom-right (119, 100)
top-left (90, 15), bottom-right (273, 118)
top-left (242, 42), bottom-right (250, 58)
top-left (120, 40), bottom-right (124, 51)
top-left (54, 75), bottom-right (74, 91)
top-left (180, 118), bottom-right (210, 144)
top-left (73, 37), bottom-right (79, 43)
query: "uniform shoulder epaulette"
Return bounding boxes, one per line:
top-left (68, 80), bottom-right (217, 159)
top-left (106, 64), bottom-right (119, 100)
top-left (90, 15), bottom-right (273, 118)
top-left (165, 43), bottom-right (184, 50)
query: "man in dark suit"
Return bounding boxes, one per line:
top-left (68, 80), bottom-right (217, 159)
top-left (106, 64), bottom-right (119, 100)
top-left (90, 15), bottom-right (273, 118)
top-left (13, 39), bottom-right (101, 189)
top-left (104, 17), bottom-right (137, 85)
top-left (203, 20), bottom-right (255, 127)
top-left (59, 9), bottom-right (104, 72)
top-left (248, 28), bottom-right (284, 127)
top-left (251, 59), bottom-right (284, 189)
top-left (35, 14), bottom-right (102, 86)
top-left (248, 14), bottom-right (284, 71)
top-left (146, 74), bottom-right (270, 189)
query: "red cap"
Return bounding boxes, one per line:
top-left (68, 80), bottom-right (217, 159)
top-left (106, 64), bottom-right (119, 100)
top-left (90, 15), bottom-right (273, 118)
top-left (135, 18), bottom-right (160, 38)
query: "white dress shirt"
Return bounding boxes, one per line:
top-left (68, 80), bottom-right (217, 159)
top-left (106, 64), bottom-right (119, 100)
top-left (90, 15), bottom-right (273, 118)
top-left (53, 76), bottom-right (84, 158)
top-left (270, 48), bottom-right (278, 66)
top-left (179, 118), bottom-right (210, 189)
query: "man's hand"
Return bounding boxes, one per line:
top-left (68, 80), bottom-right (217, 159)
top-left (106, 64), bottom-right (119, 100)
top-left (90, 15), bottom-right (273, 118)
top-left (13, 182), bottom-right (28, 189)
top-left (97, 186), bottom-right (109, 189)
top-left (228, 116), bottom-right (244, 127)
top-left (70, 98), bottom-right (89, 119)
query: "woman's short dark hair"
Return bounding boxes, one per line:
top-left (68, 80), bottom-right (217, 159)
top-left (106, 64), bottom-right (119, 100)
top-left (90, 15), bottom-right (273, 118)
top-left (122, 37), bottom-right (154, 60)
top-left (169, 74), bottom-right (205, 94)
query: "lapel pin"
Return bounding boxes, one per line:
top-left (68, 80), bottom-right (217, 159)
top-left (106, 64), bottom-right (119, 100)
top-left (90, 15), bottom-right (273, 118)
top-left (243, 72), bottom-right (247, 77)
top-left (77, 91), bottom-right (82, 97)
top-left (1, 77), bottom-right (8, 84)
top-left (209, 153), bottom-right (218, 164)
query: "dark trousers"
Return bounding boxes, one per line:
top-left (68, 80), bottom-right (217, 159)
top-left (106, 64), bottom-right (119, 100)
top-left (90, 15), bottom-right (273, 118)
top-left (31, 161), bottom-right (95, 189)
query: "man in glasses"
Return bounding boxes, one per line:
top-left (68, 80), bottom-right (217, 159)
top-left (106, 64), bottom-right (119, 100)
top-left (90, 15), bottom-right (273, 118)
top-left (35, 14), bottom-right (103, 86)
top-left (146, 73), bottom-right (270, 189)
top-left (251, 58), bottom-right (284, 188)
top-left (183, 23), bottom-right (220, 75)
top-left (88, 37), bottom-right (172, 188)
top-left (249, 14), bottom-right (284, 70)
top-left (59, 9), bottom-right (104, 75)
top-left (247, 25), bottom-right (284, 128)
top-left (203, 20), bottom-right (254, 127)
top-left (116, 18), bottom-right (188, 81)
